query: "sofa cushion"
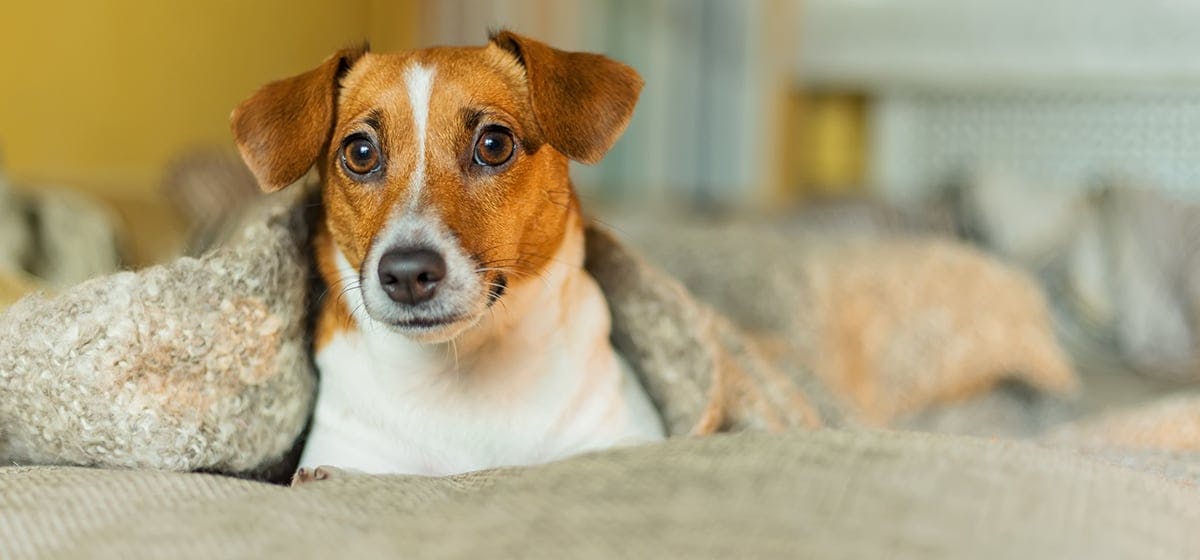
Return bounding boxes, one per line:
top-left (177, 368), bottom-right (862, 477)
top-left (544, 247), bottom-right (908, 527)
top-left (2, 430), bottom-right (1197, 560)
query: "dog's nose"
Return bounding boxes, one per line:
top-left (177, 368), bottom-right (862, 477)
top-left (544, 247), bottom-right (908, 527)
top-left (377, 249), bottom-right (446, 305)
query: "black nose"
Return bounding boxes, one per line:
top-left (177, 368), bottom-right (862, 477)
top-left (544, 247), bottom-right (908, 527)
top-left (377, 249), bottom-right (447, 305)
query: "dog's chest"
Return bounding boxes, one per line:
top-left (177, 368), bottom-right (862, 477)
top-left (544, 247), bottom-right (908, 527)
top-left (300, 283), bottom-right (663, 475)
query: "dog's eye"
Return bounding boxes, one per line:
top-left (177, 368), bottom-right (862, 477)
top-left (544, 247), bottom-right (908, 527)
top-left (473, 126), bottom-right (515, 167)
top-left (341, 136), bottom-right (381, 176)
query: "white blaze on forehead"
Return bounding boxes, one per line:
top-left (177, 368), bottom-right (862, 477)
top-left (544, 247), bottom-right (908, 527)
top-left (403, 63), bottom-right (436, 211)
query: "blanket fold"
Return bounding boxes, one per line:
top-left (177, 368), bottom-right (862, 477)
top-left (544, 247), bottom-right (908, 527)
top-left (0, 188), bottom-right (1119, 475)
top-left (0, 197), bottom-right (314, 471)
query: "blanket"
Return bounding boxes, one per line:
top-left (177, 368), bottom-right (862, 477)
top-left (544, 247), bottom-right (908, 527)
top-left (0, 193), bottom-right (312, 472)
top-left (618, 221), bottom-right (1078, 432)
top-left (0, 171), bottom-right (122, 307)
top-left (3, 430), bottom-right (1198, 559)
top-left (0, 178), bottom-right (1083, 475)
top-left (954, 172), bottom-right (1200, 382)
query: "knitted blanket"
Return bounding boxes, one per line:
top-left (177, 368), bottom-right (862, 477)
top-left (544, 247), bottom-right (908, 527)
top-left (0, 189), bottom-right (1083, 475)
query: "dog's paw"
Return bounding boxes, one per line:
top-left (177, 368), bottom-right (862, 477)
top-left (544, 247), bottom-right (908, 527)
top-left (290, 466), bottom-right (345, 487)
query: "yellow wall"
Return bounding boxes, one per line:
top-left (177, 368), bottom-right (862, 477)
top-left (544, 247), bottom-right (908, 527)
top-left (787, 91), bottom-right (868, 199)
top-left (0, 0), bottom-right (417, 200)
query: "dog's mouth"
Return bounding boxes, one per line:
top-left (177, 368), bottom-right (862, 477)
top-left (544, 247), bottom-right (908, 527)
top-left (380, 312), bottom-right (479, 342)
top-left (392, 315), bottom-right (466, 329)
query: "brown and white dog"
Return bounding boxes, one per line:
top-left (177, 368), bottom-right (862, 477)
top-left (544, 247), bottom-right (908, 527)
top-left (230, 32), bottom-right (664, 477)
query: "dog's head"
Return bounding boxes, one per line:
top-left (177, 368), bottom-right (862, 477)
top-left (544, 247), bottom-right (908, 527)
top-left (231, 32), bottom-right (641, 342)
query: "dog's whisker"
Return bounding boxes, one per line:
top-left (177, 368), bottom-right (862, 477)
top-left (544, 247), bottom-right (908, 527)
top-left (504, 266), bottom-right (554, 290)
top-left (585, 216), bottom-right (628, 237)
top-left (475, 263), bottom-right (552, 291)
top-left (332, 282), bottom-right (362, 307)
top-left (470, 240), bottom-right (585, 268)
top-left (315, 285), bottom-right (334, 303)
top-left (492, 294), bottom-right (511, 315)
top-left (482, 281), bottom-right (514, 309)
top-left (477, 250), bottom-right (575, 271)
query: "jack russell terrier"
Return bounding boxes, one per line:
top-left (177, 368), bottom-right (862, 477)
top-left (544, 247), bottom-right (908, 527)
top-left (231, 31), bottom-right (665, 479)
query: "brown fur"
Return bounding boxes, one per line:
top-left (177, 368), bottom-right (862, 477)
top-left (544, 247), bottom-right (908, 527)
top-left (490, 31), bottom-right (644, 164)
top-left (311, 223), bottom-right (356, 349)
top-left (231, 33), bottom-right (642, 348)
top-left (231, 46), bottom-right (368, 193)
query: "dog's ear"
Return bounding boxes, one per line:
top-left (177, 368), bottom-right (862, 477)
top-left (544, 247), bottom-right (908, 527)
top-left (231, 47), bottom-right (367, 192)
top-left (491, 31), bottom-right (643, 164)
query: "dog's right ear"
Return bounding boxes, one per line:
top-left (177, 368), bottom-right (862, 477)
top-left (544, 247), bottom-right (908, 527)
top-left (490, 31), bottom-right (642, 164)
top-left (231, 47), bottom-right (367, 192)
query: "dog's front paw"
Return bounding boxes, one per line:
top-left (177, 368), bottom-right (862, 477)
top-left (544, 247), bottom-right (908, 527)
top-left (290, 466), bottom-right (346, 487)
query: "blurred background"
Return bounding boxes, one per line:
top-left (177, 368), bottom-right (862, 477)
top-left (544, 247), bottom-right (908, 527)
top-left (0, 0), bottom-right (801, 265)
top-left (4, 0), bottom-right (1200, 385)
top-left (8, 1), bottom-right (1200, 256)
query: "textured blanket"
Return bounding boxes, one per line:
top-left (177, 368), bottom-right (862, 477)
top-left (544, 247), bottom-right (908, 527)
top-left (0, 182), bottom-right (1082, 475)
top-left (0, 193), bottom-right (313, 472)
top-left (5, 176), bottom-right (1200, 559)
top-left (3, 430), bottom-right (1199, 560)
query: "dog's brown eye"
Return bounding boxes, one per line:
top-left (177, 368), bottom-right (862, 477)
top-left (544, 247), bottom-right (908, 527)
top-left (473, 127), bottom-right (515, 167)
top-left (341, 136), bottom-right (381, 176)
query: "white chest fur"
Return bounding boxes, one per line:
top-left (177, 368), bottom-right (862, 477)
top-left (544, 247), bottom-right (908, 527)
top-left (299, 228), bottom-right (665, 475)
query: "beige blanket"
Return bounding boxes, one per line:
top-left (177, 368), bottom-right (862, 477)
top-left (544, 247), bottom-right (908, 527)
top-left (3, 430), bottom-right (1198, 560)
top-left (4, 180), bottom-right (1200, 557)
top-left (0, 186), bottom-right (1080, 474)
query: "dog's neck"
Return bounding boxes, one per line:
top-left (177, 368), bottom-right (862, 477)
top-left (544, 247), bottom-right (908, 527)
top-left (304, 204), bottom-right (663, 474)
top-left (322, 210), bottom-right (594, 387)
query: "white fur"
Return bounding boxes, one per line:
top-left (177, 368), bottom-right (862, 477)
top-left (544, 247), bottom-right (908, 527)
top-left (301, 220), bottom-right (665, 475)
top-left (403, 64), bottom-right (434, 212)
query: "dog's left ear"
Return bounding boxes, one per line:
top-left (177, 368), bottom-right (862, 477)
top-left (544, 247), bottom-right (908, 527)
top-left (491, 31), bottom-right (643, 164)
top-left (231, 46), bottom-right (368, 192)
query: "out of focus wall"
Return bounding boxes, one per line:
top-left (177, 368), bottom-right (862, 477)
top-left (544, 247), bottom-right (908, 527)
top-left (0, 1), bottom-right (416, 262)
top-left (791, 92), bottom-right (867, 199)
top-left (1, 0), bottom-right (810, 261)
top-left (800, 0), bottom-right (1200, 202)
top-left (418, 0), bottom-right (800, 210)
top-left (0, 1), bottom-right (417, 202)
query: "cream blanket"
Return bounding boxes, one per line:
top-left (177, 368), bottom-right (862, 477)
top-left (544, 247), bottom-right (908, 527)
top-left (3, 430), bottom-right (1198, 559)
top-left (0, 188), bottom-right (1087, 475)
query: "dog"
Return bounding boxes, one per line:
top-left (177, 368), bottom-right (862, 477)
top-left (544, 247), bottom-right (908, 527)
top-left (230, 31), bottom-right (665, 478)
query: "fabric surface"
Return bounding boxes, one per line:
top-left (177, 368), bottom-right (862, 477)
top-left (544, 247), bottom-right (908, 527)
top-left (3, 429), bottom-right (1198, 560)
top-left (0, 147), bottom-right (1082, 471)
top-left (0, 195), bottom-right (314, 472)
top-left (585, 226), bottom-right (820, 435)
top-left (620, 220), bottom-right (1079, 430)
top-left (1047, 393), bottom-right (1200, 452)
top-left (1042, 394), bottom-right (1200, 484)
top-left (6, 154), bottom-right (1186, 557)
top-left (0, 171), bottom-right (121, 290)
top-left (0, 189), bottom-right (827, 473)
top-left (0, 170), bottom-right (121, 309)
top-left (956, 173), bottom-right (1200, 382)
